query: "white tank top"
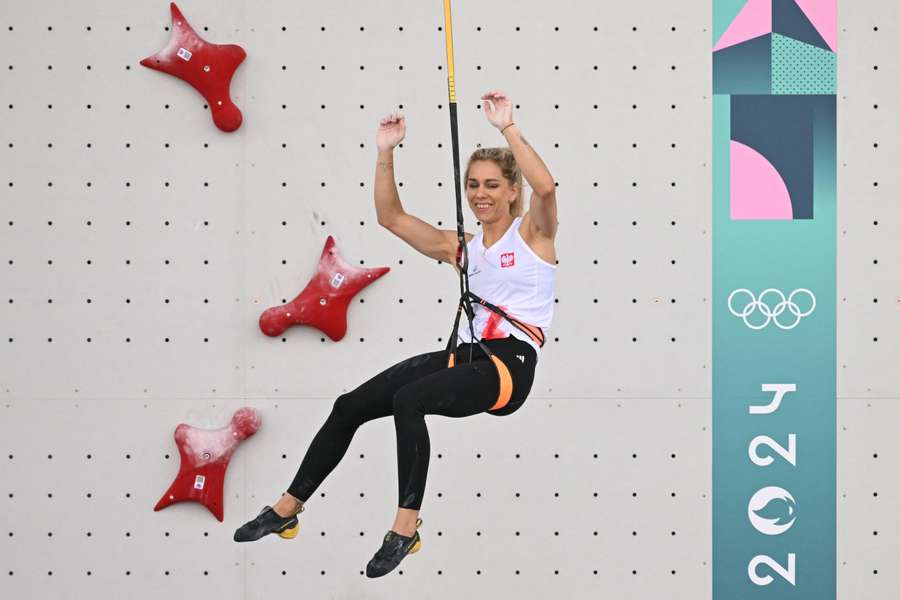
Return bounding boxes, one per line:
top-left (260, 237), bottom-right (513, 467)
top-left (456, 216), bottom-right (556, 353)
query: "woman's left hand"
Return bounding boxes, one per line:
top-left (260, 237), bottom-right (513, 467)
top-left (481, 90), bottom-right (513, 130)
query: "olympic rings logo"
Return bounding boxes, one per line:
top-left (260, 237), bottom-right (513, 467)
top-left (728, 289), bottom-right (816, 330)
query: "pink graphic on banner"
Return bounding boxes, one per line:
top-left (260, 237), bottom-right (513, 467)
top-left (730, 141), bottom-right (793, 220)
top-left (713, 0), bottom-right (772, 52)
top-left (793, 0), bottom-right (837, 52)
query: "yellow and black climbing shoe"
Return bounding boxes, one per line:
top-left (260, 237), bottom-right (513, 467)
top-left (233, 505), bottom-right (302, 542)
top-left (365, 518), bottom-right (423, 578)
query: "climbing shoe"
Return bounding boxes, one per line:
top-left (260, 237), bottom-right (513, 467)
top-left (365, 518), bottom-right (423, 578)
top-left (233, 505), bottom-right (302, 542)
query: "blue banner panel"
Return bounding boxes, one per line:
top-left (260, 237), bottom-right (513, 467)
top-left (712, 1), bottom-right (836, 598)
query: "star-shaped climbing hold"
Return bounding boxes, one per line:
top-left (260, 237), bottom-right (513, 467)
top-left (140, 2), bottom-right (246, 132)
top-left (259, 236), bottom-right (390, 340)
top-left (154, 407), bottom-right (260, 522)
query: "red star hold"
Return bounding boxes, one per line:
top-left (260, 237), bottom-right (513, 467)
top-left (259, 236), bottom-right (390, 340)
top-left (154, 407), bottom-right (260, 522)
top-left (140, 2), bottom-right (246, 132)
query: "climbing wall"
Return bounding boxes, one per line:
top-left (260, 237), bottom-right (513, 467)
top-left (1, 1), bottom-right (897, 599)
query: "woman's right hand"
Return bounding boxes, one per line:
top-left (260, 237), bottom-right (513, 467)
top-left (376, 113), bottom-right (406, 151)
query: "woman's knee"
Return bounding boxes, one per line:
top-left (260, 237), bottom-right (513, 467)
top-left (332, 392), bottom-right (363, 423)
top-left (392, 384), bottom-right (423, 417)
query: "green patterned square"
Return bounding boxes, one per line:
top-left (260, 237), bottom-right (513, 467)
top-left (772, 32), bottom-right (836, 94)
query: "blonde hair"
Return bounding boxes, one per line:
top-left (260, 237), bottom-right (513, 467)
top-left (463, 147), bottom-right (524, 217)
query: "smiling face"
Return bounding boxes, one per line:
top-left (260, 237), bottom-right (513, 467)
top-left (465, 160), bottom-right (518, 223)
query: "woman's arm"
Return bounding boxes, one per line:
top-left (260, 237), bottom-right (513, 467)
top-left (373, 146), bottom-right (404, 226)
top-left (482, 91), bottom-right (558, 238)
top-left (374, 114), bottom-right (470, 264)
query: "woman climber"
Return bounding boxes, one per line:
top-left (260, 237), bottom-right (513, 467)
top-left (234, 90), bottom-right (558, 578)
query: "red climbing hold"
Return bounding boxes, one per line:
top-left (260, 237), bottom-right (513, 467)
top-left (153, 407), bottom-right (260, 522)
top-left (140, 2), bottom-right (246, 132)
top-left (259, 236), bottom-right (390, 341)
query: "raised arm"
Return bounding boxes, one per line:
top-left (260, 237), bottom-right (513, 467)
top-left (374, 113), bottom-right (471, 266)
top-left (482, 91), bottom-right (558, 239)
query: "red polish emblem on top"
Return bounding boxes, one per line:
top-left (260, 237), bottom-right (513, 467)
top-left (500, 252), bottom-right (515, 268)
top-left (140, 3), bottom-right (247, 132)
top-left (481, 304), bottom-right (510, 340)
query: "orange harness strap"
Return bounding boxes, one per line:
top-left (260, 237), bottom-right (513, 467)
top-left (446, 351), bottom-right (514, 411)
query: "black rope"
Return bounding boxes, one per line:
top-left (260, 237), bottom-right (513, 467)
top-left (443, 1), bottom-right (480, 366)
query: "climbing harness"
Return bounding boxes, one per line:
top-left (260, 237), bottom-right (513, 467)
top-left (441, 0), bottom-right (545, 412)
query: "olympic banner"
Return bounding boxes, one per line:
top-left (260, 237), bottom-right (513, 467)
top-left (712, 2), bottom-right (836, 599)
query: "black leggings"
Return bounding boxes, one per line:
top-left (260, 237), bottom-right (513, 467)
top-left (287, 335), bottom-right (537, 510)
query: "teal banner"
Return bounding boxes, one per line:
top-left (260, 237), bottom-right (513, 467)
top-left (712, 1), bottom-right (836, 598)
